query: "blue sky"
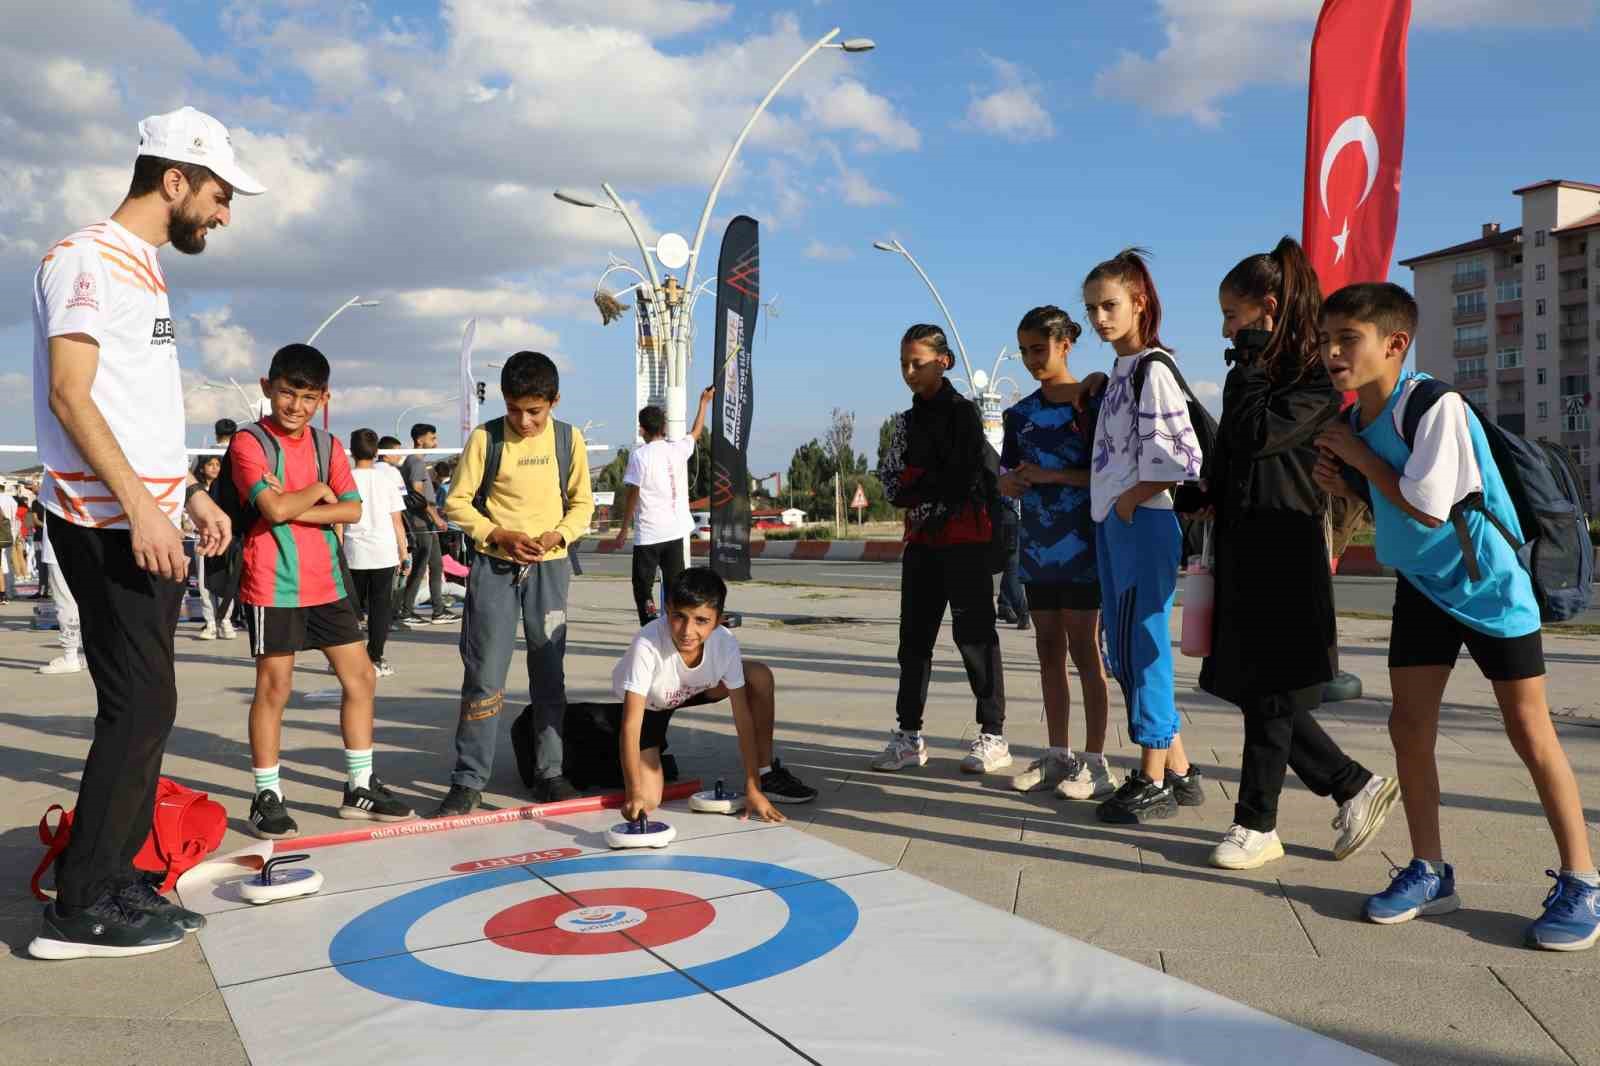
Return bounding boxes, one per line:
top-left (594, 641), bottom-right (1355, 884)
top-left (4, 0), bottom-right (1598, 474)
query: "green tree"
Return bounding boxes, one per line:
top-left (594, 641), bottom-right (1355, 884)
top-left (876, 416), bottom-right (896, 472)
top-left (593, 447), bottom-right (630, 494)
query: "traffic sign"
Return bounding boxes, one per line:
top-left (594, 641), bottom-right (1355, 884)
top-left (850, 484), bottom-right (867, 510)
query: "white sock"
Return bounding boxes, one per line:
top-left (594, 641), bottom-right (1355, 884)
top-left (253, 765), bottom-right (281, 800)
top-left (1414, 858), bottom-right (1443, 875)
top-left (1562, 868), bottom-right (1600, 887)
top-left (758, 765), bottom-right (771, 777)
top-left (345, 748), bottom-right (374, 791)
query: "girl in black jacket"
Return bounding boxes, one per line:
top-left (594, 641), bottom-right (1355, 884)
top-left (1201, 237), bottom-right (1398, 870)
top-left (874, 324), bottom-right (1008, 776)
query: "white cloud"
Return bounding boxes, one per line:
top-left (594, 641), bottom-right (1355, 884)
top-left (803, 239), bottom-right (853, 261)
top-left (1096, 0), bottom-right (1595, 125)
top-left (189, 307), bottom-right (261, 375)
top-left (804, 78), bottom-right (921, 151)
top-left (1191, 379), bottom-right (1222, 413)
top-left (395, 286), bottom-right (560, 318)
top-left (963, 55), bottom-right (1055, 142)
top-left (467, 316), bottom-right (563, 359)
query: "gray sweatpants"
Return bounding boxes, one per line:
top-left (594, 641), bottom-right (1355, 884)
top-left (450, 552), bottom-right (571, 790)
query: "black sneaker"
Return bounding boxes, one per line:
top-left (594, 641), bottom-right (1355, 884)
top-left (760, 759), bottom-right (819, 804)
top-left (395, 612), bottom-right (426, 629)
top-left (249, 789), bottom-right (299, 839)
top-left (28, 895), bottom-right (185, 960)
top-left (532, 775), bottom-right (582, 803)
top-left (430, 784), bottom-right (481, 819)
top-left (997, 605), bottom-right (1018, 625)
top-left (1016, 615), bottom-right (1032, 632)
top-left (1096, 771), bottom-right (1177, 824)
top-left (430, 609), bottom-right (460, 625)
top-left (1166, 766), bottom-right (1207, 807)
top-left (340, 777), bottom-right (416, 822)
top-left (116, 876), bottom-right (206, 933)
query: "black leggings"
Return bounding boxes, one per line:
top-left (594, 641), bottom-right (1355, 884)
top-left (349, 566), bottom-right (397, 662)
top-left (631, 539), bottom-right (686, 625)
top-left (895, 543), bottom-right (1005, 734)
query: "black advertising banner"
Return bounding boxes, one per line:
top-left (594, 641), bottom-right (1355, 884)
top-left (710, 215), bottom-right (758, 582)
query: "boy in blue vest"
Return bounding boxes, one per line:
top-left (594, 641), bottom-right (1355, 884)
top-left (1314, 282), bottom-right (1597, 951)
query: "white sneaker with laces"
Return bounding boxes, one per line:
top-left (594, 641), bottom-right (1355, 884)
top-left (961, 733), bottom-right (1012, 774)
top-left (1056, 754), bottom-right (1120, 800)
top-left (219, 621), bottom-right (236, 640)
top-left (1332, 775), bottom-right (1400, 860)
top-left (1210, 824), bottom-right (1285, 870)
top-left (373, 659), bottom-right (396, 678)
top-left (1012, 749), bottom-right (1076, 792)
top-left (196, 623), bottom-right (217, 641)
top-left (38, 655), bottom-right (83, 675)
top-left (868, 730), bottom-right (927, 772)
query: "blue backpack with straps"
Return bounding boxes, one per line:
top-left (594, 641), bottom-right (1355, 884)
top-left (1348, 379), bottom-right (1592, 623)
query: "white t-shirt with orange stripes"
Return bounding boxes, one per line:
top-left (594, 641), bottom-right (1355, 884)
top-left (31, 219), bottom-right (186, 530)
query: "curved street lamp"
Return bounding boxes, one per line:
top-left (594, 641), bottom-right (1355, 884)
top-left (309, 296), bottom-right (382, 429)
top-left (394, 395), bottom-right (459, 443)
top-left (872, 238), bottom-right (979, 391)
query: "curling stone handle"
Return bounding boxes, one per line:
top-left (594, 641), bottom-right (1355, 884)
top-left (261, 853), bottom-right (311, 885)
top-left (714, 778), bottom-right (725, 800)
top-left (635, 814), bottom-right (648, 833)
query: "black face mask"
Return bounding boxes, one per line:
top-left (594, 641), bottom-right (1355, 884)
top-left (1224, 327), bottom-right (1273, 367)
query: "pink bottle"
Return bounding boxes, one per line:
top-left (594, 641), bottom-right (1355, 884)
top-left (1180, 554), bottom-right (1214, 659)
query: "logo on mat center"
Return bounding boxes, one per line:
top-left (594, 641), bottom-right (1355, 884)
top-left (555, 905), bottom-right (646, 934)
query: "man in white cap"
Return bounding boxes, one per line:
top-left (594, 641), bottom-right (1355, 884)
top-left (28, 107), bottom-right (265, 961)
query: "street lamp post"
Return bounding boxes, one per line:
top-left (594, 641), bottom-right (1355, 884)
top-left (555, 27), bottom-right (875, 444)
top-left (872, 238), bottom-right (979, 391)
top-left (394, 395), bottom-right (460, 443)
top-left (309, 296), bottom-right (382, 430)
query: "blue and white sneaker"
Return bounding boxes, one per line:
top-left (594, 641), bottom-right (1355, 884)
top-left (1524, 870), bottom-right (1600, 952)
top-left (1365, 859), bottom-right (1461, 925)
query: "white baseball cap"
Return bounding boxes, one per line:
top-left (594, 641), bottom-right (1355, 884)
top-left (136, 106), bottom-right (266, 196)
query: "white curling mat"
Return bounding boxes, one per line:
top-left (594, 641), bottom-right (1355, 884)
top-left (182, 801), bottom-right (1385, 1065)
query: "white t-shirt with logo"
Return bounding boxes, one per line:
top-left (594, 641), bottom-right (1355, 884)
top-left (624, 436), bottom-right (696, 546)
top-left (1392, 384), bottom-right (1482, 521)
top-left (611, 618), bottom-right (746, 711)
top-left (344, 465), bottom-right (407, 570)
top-left (32, 219), bottom-right (185, 530)
top-left (1089, 348), bottom-right (1205, 523)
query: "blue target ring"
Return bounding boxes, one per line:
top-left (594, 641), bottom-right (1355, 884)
top-left (330, 854), bottom-right (859, 1010)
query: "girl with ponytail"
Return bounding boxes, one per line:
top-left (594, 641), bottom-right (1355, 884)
top-left (1081, 249), bottom-right (1206, 825)
top-left (1202, 236), bottom-right (1397, 870)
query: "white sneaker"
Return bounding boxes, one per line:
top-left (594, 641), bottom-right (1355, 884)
top-left (1012, 749), bottom-right (1076, 793)
top-left (869, 730), bottom-right (928, 772)
top-left (373, 659), bottom-right (395, 678)
top-left (219, 621), bottom-right (236, 640)
top-left (1056, 754), bottom-right (1120, 800)
top-left (1332, 775), bottom-right (1401, 860)
top-left (38, 656), bottom-right (83, 675)
top-left (1210, 824), bottom-right (1285, 870)
top-left (196, 623), bottom-right (217, 641)
top-left (961, 733), bottom-right (1012, 774)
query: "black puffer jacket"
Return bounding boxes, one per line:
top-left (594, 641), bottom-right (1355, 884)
top-left (1197, 359), bottom-right (1343, 705)
top-left (880, 380), bottom-right (993, 547)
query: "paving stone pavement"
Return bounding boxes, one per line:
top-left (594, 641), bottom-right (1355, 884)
top-left (2, 574), bottom-right (1597, 1065)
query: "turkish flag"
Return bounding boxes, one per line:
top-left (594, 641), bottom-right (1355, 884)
top-left (1302, 0), bottom-right (1413, 296)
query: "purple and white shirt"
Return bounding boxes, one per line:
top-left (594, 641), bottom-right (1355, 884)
top-left (1089, 348), bottom-right (1204, 523)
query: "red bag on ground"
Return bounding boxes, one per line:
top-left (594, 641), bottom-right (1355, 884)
top-left (31, 777), bottom-right (228, 900)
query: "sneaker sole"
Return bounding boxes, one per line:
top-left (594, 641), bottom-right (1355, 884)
top-left (249, 822), bottom-right (299, 840)
top-left (1366, 892), bottom-right (1461, 925)
top-left (766, 792), bottom-right (818, 804)
top-left (1013, 775), bottom-right (1059, 793)
top-left (1334, 778), bottom-right (1401, 861)
top-left (1057, 783), bottom-right (1118, 801)
top-left (428, 806), bottom-right (478, 820)
top-left (868, 753), bottom-right (928, 772)
top-left (1211, 838), bottom-right (1286, 870)
top-left (28, 934), bottom-right (184, 960)
top-left (1527, 924), bottom-right (1600, 951)
top-left (1097, 801), bottom-right (1179, 825)
top-left (338, 806), bottom-right (416, 822)
top-left (961, 755), bottom-right (1013, 775)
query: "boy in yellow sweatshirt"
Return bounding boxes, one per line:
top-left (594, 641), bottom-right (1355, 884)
top-left (430, 351), bottom-right (593, 816)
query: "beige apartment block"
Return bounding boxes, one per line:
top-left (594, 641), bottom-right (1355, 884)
top-left (1401, 179), bottom-right (1600, 502)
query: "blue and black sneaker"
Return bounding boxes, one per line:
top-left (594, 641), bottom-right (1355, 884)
top-left (1524, 870), bottom-right (1600, 952)
top-left (1365, 859), bottom-right (1460, 925)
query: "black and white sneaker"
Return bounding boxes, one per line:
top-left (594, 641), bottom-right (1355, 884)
top-left (1096, 771), bottom-right (1178, 824)
top-left (430, 609), bottom-right (460, 625)
top-left (29, 895), bottom-right (185, 960)
top-left (249, 789), bottom-right (299, 839)
top-left (116, 875), bottom-right (206, 933)
top-left (394, 612), bottom-right (426, 629)
top-left (1165, 765), bottom-right (1207, 807)
top-left (760, 759), bottom-right (818, 804)
top-left (340, 777), bottom-right (416, 822)
top-left (429, 784), bottom-right (481, 819)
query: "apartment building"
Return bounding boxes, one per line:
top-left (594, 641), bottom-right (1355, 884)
top-left (1400, 179), bottom-right (1600, 501)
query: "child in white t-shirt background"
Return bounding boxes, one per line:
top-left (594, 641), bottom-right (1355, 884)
top-left (610, 386), bottom-right (715, 625)
top-left (610, 567), bottom-right (817, 820)
top-left (345, 428), bottom-right (410, 678)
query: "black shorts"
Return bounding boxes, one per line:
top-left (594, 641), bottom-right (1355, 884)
top-left (1388, 575), bottom-right (1544, 681)
top-left (244, 598), bottom-right (364, 658)
top-left (601, 690), bottom-right (723, 753)
top-left (1024, 580), bottom-right (1102, 612)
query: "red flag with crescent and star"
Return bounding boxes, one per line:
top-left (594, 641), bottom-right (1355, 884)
top-left (1302, 0), bottom-right (1412, 296)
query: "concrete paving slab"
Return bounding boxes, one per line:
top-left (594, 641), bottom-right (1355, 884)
top-left (0, 1016), bottom-right (250, 1066)
top-left (1490, 965), bottom-right (1600, 1065)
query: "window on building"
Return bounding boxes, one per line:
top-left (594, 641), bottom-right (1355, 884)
top-left (1535, 230), bottom-right (1547, 248)
top-left (1536, 298), bottom-right (1547, 316)
top-left (1458, 356), bottom-right (1487, 375)
top-left (1560, 374), bottom-right (1589, 398)
top-left (1562, 410), bottom-right (1590, 434)
top-left (1538, 333), bottom-right (1549, 351)
top-left (1496, 278), bottom-right (1522, 302)
top-left (1537, 400), bottom-right (1551, 420)
top-left (1465, 388), bottom-right (1490, 406)
top-left (1497, 348), bottom-right (1523, 369)
top-left (1454, 324), bottom-right (1487, 344)
top-left (1456, 291), bottom-right (1487, 315)
top-left (1538, 368), bottom-right (1549, 385)
top-left (1454, 256), bottom-right (1486, 284)
top-left (1536, 264), bottom-right (1547, 282)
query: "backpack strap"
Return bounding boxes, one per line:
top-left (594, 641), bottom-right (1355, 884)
top-left (553, 420), bottom-right (573, 513)
top-left (1130, 351), bottom-right (1194, 408)
top-left (1398, 377), bottom-right (1455, 450)
top-left (309, 427), bottom-right (334, 483)
top-left (236, 423), bottom-right (281, 482)
top-left (472, 418), bottom-right (506, 521)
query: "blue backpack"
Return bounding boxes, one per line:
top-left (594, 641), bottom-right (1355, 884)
top-left (1352, 379), bottom-right (1592, 623)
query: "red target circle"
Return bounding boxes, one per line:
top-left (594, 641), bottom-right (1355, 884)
top-left (484, 888), bottom-right (715, 956)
